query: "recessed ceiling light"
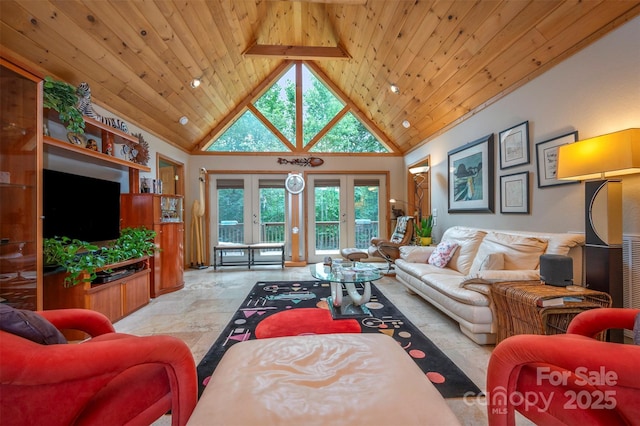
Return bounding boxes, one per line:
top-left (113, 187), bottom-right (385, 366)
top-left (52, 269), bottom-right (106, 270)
top-left (402, 120), bottom-right (411, 128)
top-left (190, 78), bottom-right (201, 89)
top-left (390, 84), bottom-right (400, 94)
top-left (179, 116), bottom-right (189, 125)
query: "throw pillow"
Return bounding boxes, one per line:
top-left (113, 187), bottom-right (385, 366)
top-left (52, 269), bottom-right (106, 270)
top-left (428, 240), bottom-right (459, 268)
top-left (0, 304), bottom-right (67, 345)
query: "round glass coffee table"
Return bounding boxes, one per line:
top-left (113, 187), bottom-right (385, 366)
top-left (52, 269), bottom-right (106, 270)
top-left (310, 262), bottom-right (383, 319)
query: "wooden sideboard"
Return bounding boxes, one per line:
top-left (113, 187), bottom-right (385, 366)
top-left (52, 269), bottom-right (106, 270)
top-left (43, 256), bottom-right (150, 339)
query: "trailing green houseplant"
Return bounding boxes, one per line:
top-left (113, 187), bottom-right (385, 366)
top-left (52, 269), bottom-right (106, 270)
top-left (43, 227), bottom-right (157, 287)
top-left (43, 76), bottom-right (85, 134)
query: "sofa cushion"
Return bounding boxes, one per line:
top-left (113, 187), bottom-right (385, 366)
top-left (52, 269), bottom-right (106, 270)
top-left (395, 259), bottom-right (462, 281)
top-left (0, 304), bottom-right (67, 345)
top-left (470, 232), bottom-right (548, 272)
top-left (506, 230), bottom-right (585, 256)
top-left (399, 246), bottom-right (434, 263)
top-left (440, 227), bottom-right (487, 275)
top-left (428, 241), bottom-right (459, 268)
top-left (475, 253), bottom-right (504, 271)
top-left (420, 274), bottom-right (491, 307)
top-left (461, 269), bottom-right (541, 286)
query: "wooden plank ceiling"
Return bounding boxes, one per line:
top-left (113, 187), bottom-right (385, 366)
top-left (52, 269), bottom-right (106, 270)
top-left (1, 0), bottom-right (639, 155)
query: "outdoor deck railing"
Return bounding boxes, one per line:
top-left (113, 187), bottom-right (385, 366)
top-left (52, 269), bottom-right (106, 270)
top-left (218, 221), bottom-right (379, 250)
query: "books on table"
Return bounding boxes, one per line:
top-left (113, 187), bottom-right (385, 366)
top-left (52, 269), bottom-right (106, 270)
top-left (536, 296), bottom-right (585, 307)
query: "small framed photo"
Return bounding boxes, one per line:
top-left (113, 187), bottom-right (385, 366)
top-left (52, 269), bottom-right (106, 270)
top-left (67, 132), bottom-right (86, 146)
top-left (499, 121), bottom-right (529, 169)
top-left (500, 171), bottom-right (529, 214)
top-left (535, 131), bottom-right (580, 188)
top-left (448, 134), bottom-right (494, 213)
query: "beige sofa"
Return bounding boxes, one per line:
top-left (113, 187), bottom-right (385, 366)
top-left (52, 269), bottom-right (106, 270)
top-left (394, 226), bottom-right (585, 345)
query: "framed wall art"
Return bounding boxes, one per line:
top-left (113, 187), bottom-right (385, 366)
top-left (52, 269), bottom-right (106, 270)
top-left (499, 121), bottom-right (529, 169)
top-left (448, 134), bottom-right (494, 213)
top-left (500, 171), bottom-right (529, 214)
top-left (535, 131), bottom-right (580, 188)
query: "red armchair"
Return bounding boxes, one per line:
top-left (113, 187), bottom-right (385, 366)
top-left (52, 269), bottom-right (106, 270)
top-left (0, 308), bottom-right (197, 426)
top-left (487, 308), bottom-right (640, 426)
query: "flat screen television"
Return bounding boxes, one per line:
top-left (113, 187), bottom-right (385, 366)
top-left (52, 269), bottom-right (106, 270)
top-left (43, 169), bottom-right (121, 243)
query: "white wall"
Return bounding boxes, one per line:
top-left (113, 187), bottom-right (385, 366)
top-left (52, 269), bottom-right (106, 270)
top-left (405, 16), bottom-right (640, 242)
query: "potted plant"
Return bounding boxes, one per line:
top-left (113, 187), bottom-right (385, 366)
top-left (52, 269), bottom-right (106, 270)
top-left (415, 215), bottom-right (433, 246)
top-left (43, 76), bottom-right (85, 134)
top-left (43, 227), bottom-right (157, 287)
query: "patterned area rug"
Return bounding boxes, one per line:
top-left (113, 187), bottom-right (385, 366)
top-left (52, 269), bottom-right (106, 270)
top-left (197, 280), bottom-right (482, 399)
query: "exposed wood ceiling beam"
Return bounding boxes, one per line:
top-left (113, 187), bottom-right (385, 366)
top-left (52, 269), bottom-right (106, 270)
top-left (243, 44), bottom-right (351, 60)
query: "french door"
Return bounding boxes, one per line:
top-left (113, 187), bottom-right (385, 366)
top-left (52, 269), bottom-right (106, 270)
top-left (306, 174), bottom-right (386, 263)
top-left (209, 174), bottom-right (288, 261)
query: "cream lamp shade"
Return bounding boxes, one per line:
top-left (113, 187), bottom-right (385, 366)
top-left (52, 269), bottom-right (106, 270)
top-left (409, 165), bottom-right (429, 175)
top-left (556, 128), bottom-right (640, 180)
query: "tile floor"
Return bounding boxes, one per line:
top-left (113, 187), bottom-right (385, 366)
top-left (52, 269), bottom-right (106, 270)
top-left (114, 266), bottom-right (528, 425)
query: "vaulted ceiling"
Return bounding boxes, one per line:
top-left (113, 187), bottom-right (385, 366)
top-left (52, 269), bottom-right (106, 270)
top-left (2, 0), bottom-right (639, 155)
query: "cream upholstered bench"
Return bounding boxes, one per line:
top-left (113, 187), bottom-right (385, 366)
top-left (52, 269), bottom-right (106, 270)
top-left (188, 333), bottom-right (460, 425)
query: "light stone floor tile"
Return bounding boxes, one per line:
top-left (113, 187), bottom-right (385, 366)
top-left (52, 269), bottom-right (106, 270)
top-left (114, 266), bottom-right (534, 426)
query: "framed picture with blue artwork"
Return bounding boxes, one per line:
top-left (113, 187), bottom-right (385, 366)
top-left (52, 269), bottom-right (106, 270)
top-left (448, 134), bottom-right (494, 213)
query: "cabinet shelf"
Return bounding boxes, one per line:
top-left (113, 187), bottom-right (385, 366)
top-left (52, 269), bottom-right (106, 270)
top-left (44, 136), bottom-right (150, 172)
top-left (43, 109), bottom-right (150, 173)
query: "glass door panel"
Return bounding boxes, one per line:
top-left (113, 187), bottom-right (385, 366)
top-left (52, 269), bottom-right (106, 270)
top-left (253, 179), bottom-right (286, 263)
top-left (210, 175), bottom-right (287, 264)
top-left (256, 181), bottom-right (286, 244)
top-left (216, 179), bottom-right (245, 244)
top-left (353, 180), bottom-right (380, 249)
top-left (306, 174), bottom-right (386, 263)
top-left (312, 178), bottom-right (342, 257)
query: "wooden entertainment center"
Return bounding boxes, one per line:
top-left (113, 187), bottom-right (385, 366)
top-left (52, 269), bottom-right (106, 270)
top-left (1, 57), bottom-right (183, 320)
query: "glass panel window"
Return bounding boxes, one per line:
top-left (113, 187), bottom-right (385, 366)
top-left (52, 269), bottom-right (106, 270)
top-left (302, 65), bottom-right (344, 146)
top-left (311, 112), bottom-right (388, 153)
top-left (207, 110), bottom-right (288, 152)
top-left (206, 62), bottom-right (392, 154)
top-left (254, 66), bottom-right (296, 144)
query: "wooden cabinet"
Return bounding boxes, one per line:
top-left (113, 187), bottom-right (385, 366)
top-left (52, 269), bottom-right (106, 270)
top-left (1, 57), bottom-right (156, 314)
top-left (43, 257), bottom-right (150, 339)
top-left (121, 194), bottom-right (184, 297)
top-left (0, 59), bottom-right (42, 310)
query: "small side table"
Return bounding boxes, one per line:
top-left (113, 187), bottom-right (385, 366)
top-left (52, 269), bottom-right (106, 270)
top-left (491, 281), bottom-right (612, 343)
